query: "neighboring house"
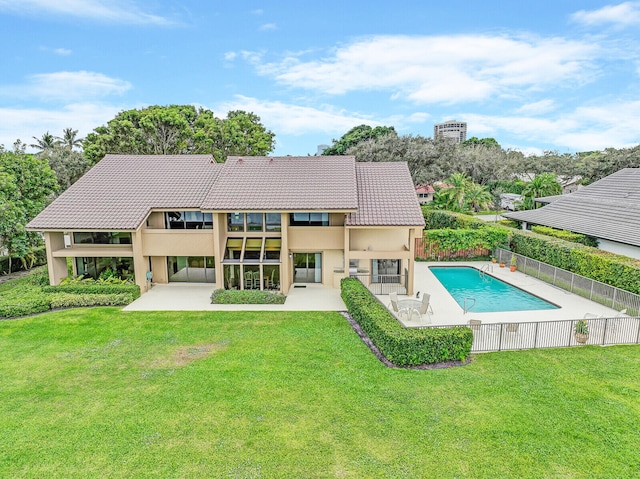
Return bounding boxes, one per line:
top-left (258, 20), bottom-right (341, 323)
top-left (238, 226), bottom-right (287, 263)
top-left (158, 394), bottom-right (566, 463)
top-left (27, 155), bottom-right (425, 295)
top-left (415, 184), bottom-right (435, 204)
top-left (503, 168), bottom-right (640, 259)
top-left (500, 193), bottom-right (522, 211)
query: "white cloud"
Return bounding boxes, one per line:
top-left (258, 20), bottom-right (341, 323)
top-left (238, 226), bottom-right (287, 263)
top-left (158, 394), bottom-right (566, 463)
top-left (571, 2), bottom-right (640, 27)
top-left (0, 0), bottom-right (177, 25)
top-left (54, 47), bottom-right (72, 56)
top-left (254, 34), bottom-right (601, 105)
top-left (516, 99), bottom-right (557, 115)
top-left (223, 51), bottom-right (237, 61)
top-left (465, 99), bottom-right (640, 151)
top-left (0, 71), bottom-right (131, 102)
top-left (216, 95), bottom-right (383, 135)
top-left (259, 23), bottom-right (277, 32)
top-left (0, 102), bottom-right (123, 151)
top-left (250, 9), bottom-right (264, 15)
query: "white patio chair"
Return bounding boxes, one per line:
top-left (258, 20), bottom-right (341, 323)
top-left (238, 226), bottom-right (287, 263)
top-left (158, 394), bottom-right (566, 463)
top-left (468, 319), bottom-right (482, 332)
top-left (416, 293), bottom-right (433, 322)
top-left (388, 292), bottom-right (410, 320)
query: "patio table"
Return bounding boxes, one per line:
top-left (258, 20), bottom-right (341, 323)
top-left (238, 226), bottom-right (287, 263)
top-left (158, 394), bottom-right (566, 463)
top-left (398, 298), bottom-right (422, 320)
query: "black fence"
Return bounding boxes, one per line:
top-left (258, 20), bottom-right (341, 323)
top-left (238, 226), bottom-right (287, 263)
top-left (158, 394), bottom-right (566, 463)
top-left (349, 269), bottom-right (409, 295)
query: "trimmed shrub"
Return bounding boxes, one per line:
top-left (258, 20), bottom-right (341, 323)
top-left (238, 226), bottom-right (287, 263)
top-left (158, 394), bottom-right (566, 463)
top-left (510, 229), bottom-right (640, 294)
top-left (422, 208), bottom-right (487, 230)
top-left (48, 292), bottom-right (134, 309)
top-left (42, 283), bottom-right (141, 299)
top-left (340, 278), bottom-right (472, 366)
top-left (0, 290), bottom-right (50, 318)
top-left (211, 289), bottom-right (287, 304)
top-left (530, 225), bottom-right (599, 247)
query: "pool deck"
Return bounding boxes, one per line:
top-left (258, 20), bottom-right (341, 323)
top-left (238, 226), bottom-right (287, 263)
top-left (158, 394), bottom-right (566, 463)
top-left (380, 261), bottom-right (621, 328)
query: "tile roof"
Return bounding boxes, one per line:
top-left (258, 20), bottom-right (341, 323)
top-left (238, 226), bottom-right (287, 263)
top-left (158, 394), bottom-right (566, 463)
top-left (200, 156), bottom-right (358, 210)
top-left (28, 154), bottom-right (424, 230)
top-left (346, 162), bottom-right (425, 227)
top-left (503, 168), bottom-right (640, 247)
top-left (27, 155), bottom-right (221, 230)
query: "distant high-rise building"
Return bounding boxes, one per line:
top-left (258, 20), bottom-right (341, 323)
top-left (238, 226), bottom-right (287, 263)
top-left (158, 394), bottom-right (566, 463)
top-left (434, 120), bottom-right (467, 143)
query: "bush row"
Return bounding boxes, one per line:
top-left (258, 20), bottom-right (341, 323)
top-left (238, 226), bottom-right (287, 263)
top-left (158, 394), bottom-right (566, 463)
top-left (0, 247), bottom-right (47, 275)
top-left (530, 225), bottom-right (599, 247)
top-left (422, 208), bottom-right (486, 230)
top-left (340, 278), bottom-right (472, 366)
top-left (48, 292), bottom-right (135, 309)
top-left (510, 230), bottom-right (640, 294)
top-left (424, 210), bottom-right (640, 295)
top-left (42, 283), bottom-right (141, 299)
top-left (210, 289), bottom-right (287, 304)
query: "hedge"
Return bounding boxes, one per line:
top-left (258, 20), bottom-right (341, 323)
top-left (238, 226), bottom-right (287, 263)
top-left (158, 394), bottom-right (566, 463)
top-left (423, 210), bottom-right (640, 295)
top-left (48, 292), bottom-right (135, 309)
top-left (0, 247), bottom-right (47, 275)
top-left (42, 283), bottom-right (141, 299)
top-left (509, 229), bottom-right (640, 294)
top-left (340, 277), bottom-right (472, 366)
top-left (0, 290), bottom-right (51, 318)
top-left (530, 225), bottom-right (599, 247)
top-left (211, 289), bottom-right (287, 304)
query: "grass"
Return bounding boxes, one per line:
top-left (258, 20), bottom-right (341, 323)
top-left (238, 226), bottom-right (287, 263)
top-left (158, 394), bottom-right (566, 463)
top-left (1, 308), bottom-right (639, 478)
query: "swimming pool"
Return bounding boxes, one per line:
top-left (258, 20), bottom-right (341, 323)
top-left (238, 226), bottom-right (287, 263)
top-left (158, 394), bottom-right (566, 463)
top-left (429, 266), bottom-right (559, 313)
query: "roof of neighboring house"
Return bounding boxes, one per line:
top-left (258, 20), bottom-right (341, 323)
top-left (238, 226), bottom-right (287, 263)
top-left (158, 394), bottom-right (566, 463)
top-left (27, 154), bottom-right (221, 230)
top-left (415, 184), bottom-right (435, 194)
top-left (201, 156), bottom-right (358, 210)
top-left (28, 154), bottom-right (424, 230)
top-left (534, 194), bottom-right (565, 204)
top-left (503, 168), bottom-right (640, 247)
top-left (346, 162), bottom-right (425, 227)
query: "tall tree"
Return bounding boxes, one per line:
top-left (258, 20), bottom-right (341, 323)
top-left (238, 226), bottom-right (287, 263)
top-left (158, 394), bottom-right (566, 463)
top-left (323, 124), bottom-right (397, 155)
top-left (82, 105), bottom-right (275, 164)
top-left (37, 145), bottom-right (90, 192)
top-left (0, 141), bottom-right (58, 270)
top-left (30, 131), bottom-right (57, 153)
top-left (57, 128), bottom-right (84, 150)
top-left (462, 137), bottom-right (501, 149)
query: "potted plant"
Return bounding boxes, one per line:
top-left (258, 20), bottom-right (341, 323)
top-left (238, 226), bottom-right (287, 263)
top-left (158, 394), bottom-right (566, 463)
top-left (509, 254), bottom-right (517, 272)
top-left (499, 259), bottom-right (505, 268)
top-left (574, 319), bottom-right (589, 344)
top-left (491, 256), bottom-right (497, 264)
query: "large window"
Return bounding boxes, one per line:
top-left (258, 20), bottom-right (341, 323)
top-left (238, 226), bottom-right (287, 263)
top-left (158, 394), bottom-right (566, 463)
top-left (75, 257), bottom-right (134, 280)
top-left (246, 213), bottom-right (263, 232)
top-left (73, 232), bottom-right (131, 245)
top-left (167, 256), bottom-right (215, 283)
top-left (224, 238), bottom-right (243, 261)
top-left (243, 238), bottom-right (262, 261)
top-left (227, 213), bottom-right (245, 232)
top-left (265, 213), bottom-right (281, 232)
top-left (290, 212), bottom-right (329, 226)
top-left (227, 212), bottom-right (282, 232)
top-left (264, 238), bottom-right (281, 261)
top-left (165, 211), bottom-right (213, 229)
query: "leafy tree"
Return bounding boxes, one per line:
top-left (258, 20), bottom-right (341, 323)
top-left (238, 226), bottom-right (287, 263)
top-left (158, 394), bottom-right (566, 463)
top-left (37, 145), bottom-right (90, 192)
top-left (462, 137), bottom-right (501, 149)
top-left (578, 144), bottom-right (640, 184)
top-left (56, 128), bottom-right (84, 150)
top-left (345, 133), bottom-right (444, 185)
top-left (82, 105), bottom-right (275, 164)
top-left (322, 124), bottom-right (397, 155)
top-left (433, 173), bottom-right (472, 212)
top-left (30, 131), bottom-right (57, 153)
top-left (0, 141), bottom-right (58, 270)
top-left (518, 173), bottom-right (562, 210)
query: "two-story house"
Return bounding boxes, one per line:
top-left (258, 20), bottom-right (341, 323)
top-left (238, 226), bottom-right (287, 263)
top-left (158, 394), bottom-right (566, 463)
top-left (27, 155), bottom-right (425, 295)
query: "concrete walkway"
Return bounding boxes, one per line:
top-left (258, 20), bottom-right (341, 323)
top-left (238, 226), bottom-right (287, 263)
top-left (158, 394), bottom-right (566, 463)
top-left (123, 283), bottom-right (346, 312)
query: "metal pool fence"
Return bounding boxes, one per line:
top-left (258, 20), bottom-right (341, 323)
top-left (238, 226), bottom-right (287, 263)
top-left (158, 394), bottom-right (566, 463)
top-left (427, 316), bottom-right (640, 352)
top-left (349, 269), bottom-right (409, 295)
top-left (495, 247), bottom-right (640, 316)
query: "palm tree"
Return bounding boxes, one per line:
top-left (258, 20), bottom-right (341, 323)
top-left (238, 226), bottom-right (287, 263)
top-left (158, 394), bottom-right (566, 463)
top-left (30, 131), bottom-right (57, 153)
top-left (433, 173), bottom-right (472, 212)
top-left (57, 128), bottom-right (83, 150)
top-left (466, 182), bottom-right (494, 212)
top-left (520, 173), bottom-right (562, 210)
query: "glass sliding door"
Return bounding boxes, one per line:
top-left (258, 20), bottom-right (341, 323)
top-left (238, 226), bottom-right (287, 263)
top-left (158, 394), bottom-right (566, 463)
top-left (372, 259), bottom-right (401, 283)
top-left (168, 256), bottom-right (215, 283)
top-left (293, 253), bottom-right (322, 283)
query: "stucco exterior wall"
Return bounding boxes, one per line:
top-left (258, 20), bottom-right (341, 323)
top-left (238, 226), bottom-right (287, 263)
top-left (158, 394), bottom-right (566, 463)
top-left (140, 230), bottom-right (215, 256)
top-left (349, 228), bottom-right (409, 252)
top-left (596, 239), bottom-right (640, 260)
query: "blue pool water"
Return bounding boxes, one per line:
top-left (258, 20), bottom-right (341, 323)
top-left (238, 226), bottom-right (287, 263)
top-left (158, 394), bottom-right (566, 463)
top-left (429, 266), bottom-right (559, 313)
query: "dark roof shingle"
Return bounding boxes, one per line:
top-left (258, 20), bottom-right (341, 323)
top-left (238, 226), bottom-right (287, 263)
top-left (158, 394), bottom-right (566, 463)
top-left (503, 168), bottom-right (640, 247)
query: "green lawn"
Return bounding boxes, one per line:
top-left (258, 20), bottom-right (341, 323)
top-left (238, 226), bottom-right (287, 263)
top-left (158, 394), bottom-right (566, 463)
top-left (1, 308), bottom-right (639, 478)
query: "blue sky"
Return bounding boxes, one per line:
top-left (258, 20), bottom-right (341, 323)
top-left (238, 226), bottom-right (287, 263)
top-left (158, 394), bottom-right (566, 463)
top-left (1, 1), bottom-right (639, 156)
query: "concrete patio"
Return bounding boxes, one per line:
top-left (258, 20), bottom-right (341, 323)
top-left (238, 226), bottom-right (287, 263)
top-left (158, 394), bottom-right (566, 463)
top-left (123, 282), bottom-right (347, 312)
